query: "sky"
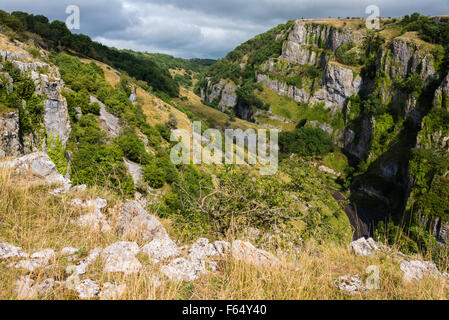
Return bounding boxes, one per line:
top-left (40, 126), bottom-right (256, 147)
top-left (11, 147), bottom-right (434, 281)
top-left (1, 0), bottom-right (448, 59)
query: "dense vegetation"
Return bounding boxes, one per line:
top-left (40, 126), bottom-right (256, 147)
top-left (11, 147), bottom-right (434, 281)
top-left (0, 10), bottom-right (180, 97)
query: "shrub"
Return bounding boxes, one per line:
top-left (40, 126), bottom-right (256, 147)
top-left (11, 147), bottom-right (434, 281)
top-left (117, 134), bottom-right (151, 165)
top-left (279, 127), bottom-right (334, 156)
top-left (143, 163), bottom-right (165, 189)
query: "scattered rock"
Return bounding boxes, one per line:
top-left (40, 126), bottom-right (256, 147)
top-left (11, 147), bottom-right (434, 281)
top-left (141, 238), bottom-right (180, 262)
top-left (213, 241), bottom-right (231, 256)
top-left (75, 279), bottom-right (99, 299)
top-left (0, 152), bottom-right (70, 187)
top-left (99, 282), bottom-right (126, 300)
top-left (13, 249), bottom-right (55, 272)
top-left (231, 240), bottom-right (280, 267)
top-left (71, 198), bottom-right (111, 233)
top-left (102, 242), bottom-right (142, 274)
top-left (15, 276), bottom-right (36, 299)
top-left (71, 184), bottom-right (87, 192)
top-left (37, 278), bottom-right (54, 297)
top-left (66, 247), bottom-right (102, 276)
top-left (161, 258), bottom-right (207, 281)
top-left (400, 260), bottom-right (441, 281)
top-left (349, 237), bottom-right (380, 257)
top-left (0, 242), bottom-right (28, 259)
top-left (334, 275), bottom-right (367, 294)
top-left (15, 276), bottom-right (54, 299)
top-left (189, 238), bottom-right (219, 260)
top-left (118, 201), bottom-right (169, 242)
top-left (60, 247), bottom-right (79, 256)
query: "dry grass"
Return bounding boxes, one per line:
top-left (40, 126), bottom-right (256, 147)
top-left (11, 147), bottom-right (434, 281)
top-left (80, 58), bottom-right (121, 86)
top-left (1, 168), bottom-right (449, 300)
top-left (175, 87), bottom-right (258, 131)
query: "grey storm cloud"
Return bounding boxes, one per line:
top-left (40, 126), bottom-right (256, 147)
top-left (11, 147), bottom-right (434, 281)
top-left (1, 0), bottom-right (448, 58)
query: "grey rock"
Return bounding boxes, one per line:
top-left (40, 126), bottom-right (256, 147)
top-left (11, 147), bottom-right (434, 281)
top-left (34, 73), bottom-right (71, 146)
top-left (70, 198), bottom-right (111, 233)
top-left (102, 241), bottom-right (142, 274)
top-left (60, 247), bottom-right (79, 256)
top-left (0, 50), bottom-right (28, 61)
top-left (118, 201), bottom-right (169, 242)
top-left (123, 158), bottom-right (143, 185)
top-left (90, 96), bottom-right (120, 137)
top-left (13, 249), bottom-right (55, 272)
top-left (15, 276), bottom-right (36, 299)
top-left (0, 152), bottom-right (71, 187)
top-left (231, 240), bottom-right (280, 267)
top-left (189, 238), bottom-right (219, 261)
top-left (141, 238), bottom-right (180, 262)
top-left (161, 257), bottom-right (207, 281)
top-left (349, 237), bottom-right (379, 257)
top-left (99, 282), bottom-right (127, 300)
top-left (66, 247), bottom-right (102, 276)
top-left (75, 279), bottom-right (99, 299)
top-left (37, 278), bottom-right (54, 297)
top-left (0, 111), bottom-right (21, 158)
top-left (129, 87), bottom-right (137, 104)
top-left (334, 275), bottom-right (367, 294)
top-left (0, 242), bottom-right (28, 259)
top-left (400, 260), bottom-right (440, 281)
top-left (213, 241), bottom-right (231, 256)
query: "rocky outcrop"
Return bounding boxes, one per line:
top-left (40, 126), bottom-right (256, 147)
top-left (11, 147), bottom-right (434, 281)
top-left (70, 198), bottom-right (112, 233)
top-left (33, 71), bottom-right (71, 147)
top-left (400, 260), bottom-right (441, 281)
top-left (201, 79), bottom-right (238, 112)
top-left (381, 39), bottom-right (437, 83)
top-left (257, 62), bottom-right (361, 114)
top-left (118, 201), bottom-right (169, 242)
top-left (0, 152), bottom-right (70, 186)
top-left (123, 158), bottom-right (143, 185)
top-left (344, 116), bottom-right (373, 161)
top-left (230, 240), bottom-right (280, 267)
top-left (90, 96), bottom-right (121, 137)
top-left (0, 111), bottom-right (21, 158)
top-left (311, 63), bottom-right (362, 111)
top-left (433, 73), bottom-right (449, 109)
top-left (0, 50), bottom-right (27, 62)
top-left (256, 73), bottom-right (311, 102)
top-left (285, 21), bottom-right (364, 54)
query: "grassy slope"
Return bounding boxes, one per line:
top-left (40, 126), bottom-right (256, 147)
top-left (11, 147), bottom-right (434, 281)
top-left (0, 168), bottom-right (448, 300)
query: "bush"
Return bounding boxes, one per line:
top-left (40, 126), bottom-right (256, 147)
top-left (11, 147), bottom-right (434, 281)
top-left (143, 163), bottom-right (165, 189)
top-left (280, 127), bottom-right (334, 156)
top-left (117, 134), bottom-right (150, 165)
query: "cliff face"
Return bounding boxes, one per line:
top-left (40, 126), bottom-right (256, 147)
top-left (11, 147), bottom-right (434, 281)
top-left (200, 17), bottom-right (449, 245)
top-left (0, 48), bottom-right (71, 158)
top-left (201, 79), bottom-right (238, 113)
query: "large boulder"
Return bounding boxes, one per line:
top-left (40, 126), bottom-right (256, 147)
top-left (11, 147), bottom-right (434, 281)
top-left (400, 260), bottom-right (441, 281)
top-left (161, 258), bottom-right (207, 281)
top-left (141, 238), bottom-right (180, 262)
top-left (102, 242), bottom-right (142, 274)
top-left (118, 201), bottom-right (169, 242)
top-left (0, 152), bottom-right (70, 187)
top-left (0, 242), bottom-right (28, 259)
top-left (349, 237), bottom-right (380, 257)
top-left (230, 240), bottom-right (280, 267)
